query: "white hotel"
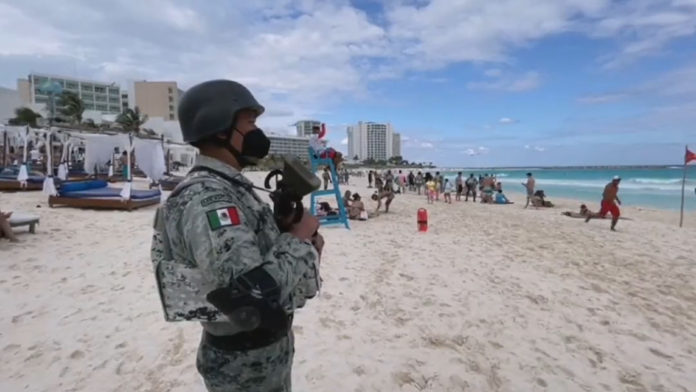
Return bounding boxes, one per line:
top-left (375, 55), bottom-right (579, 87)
top-left (347, 121), bottom-right (401, 161)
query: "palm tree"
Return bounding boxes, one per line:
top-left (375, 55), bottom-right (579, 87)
top-left (115, 106), bottom-right (148, 134)
top-left (8, 107), bottom-right (42, 127)
top-left (57, 91), bottom-right (85, 124)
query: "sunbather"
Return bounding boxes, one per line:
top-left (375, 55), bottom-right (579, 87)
top-left (348, 193), bottom-right (367, 220)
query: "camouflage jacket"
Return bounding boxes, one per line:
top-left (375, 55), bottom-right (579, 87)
top-left (151, 155), bottom-right (320, 335)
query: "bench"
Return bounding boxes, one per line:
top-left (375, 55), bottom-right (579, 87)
top-left (9, 213), bottom-right (40, 234)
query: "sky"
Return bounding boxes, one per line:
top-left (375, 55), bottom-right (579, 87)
top-left (1, 0), bottom-right (695, 167)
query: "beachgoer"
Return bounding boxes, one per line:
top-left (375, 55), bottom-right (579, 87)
top-left (443, 179), bottom-right (453, 204)
top-left (150, 80), bottom-right (322, 391)
top-left (408, 171), bottom-right (415, 192)
top-left (368, 170), bottom-right (373, 188)
top-left (425, 178), bottom-right (437, 204)
top-left (343, 190), bottom-right (352, 210)
top-left (120, 151), bottom-right (129, 179)
top-left (562, 204), bottom-right (591, 218)
top-left (373, 186), bottom-right (395, 213)
top-left (495, 190), bottom-right (513, 204)
top-left (348, 193), bottom-right (366, 220)
top-left (322, 167), bottom-right (331, 190)
top-left (523, 172), bottom-right (535, 208)
top-left (415, 172), bottom-right (424, 195)
top-left (465, 173), bottom-right (477, 202)
top-left (586, 176), bottom-right (622, 231)
top-left (455, 172), bottom-right (463, 201)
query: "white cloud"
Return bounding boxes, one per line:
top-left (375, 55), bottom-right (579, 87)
top-left (420, 142), bottom-right (434, 148)
top-left (340, 137), bottom-right (348, 145)
top-left (464, 148), bottom-right (477, 156)
top-left (499, 117), bottom-right (518, 124)
top-left (524, 144), bottom-right (531, 149)
top-left (1, 0), bottom-right (696, 119)
top-left (468, 71), bottom-right (541, 92)
top-left (534, 146), bottom-right (546, 152)
top-left (478, 146), bottom-right (490, 154)
top-left (577, 93), bottom-right (629, 104)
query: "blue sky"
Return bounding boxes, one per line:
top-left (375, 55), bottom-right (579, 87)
top-left (1, 0), bottom-right (695, 167)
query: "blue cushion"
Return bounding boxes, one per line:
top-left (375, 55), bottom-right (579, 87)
top-left (60, 187), bottom-right (160, 200)
top-left (59, 180), bottom-right (108, 193)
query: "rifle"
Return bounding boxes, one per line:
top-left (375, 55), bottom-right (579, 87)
top-left (263, 156), bottom-right (321, 232)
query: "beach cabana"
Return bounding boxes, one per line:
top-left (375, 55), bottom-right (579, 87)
top-left (48, 133), bottom-right (161, 210)
top-left (0, 126), bottom-right (45, 191)
top-left (48, 179), bottom-right (160, 210)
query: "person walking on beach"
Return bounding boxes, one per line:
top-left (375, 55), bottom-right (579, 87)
top-left (425, 177), bottom-right (436, 204)
top-left (150, 80), bottom-right (322, 391)
top-left (415, 171), bottom-right (424, 195)
top-left (523, 172), bottom-right (535, 208)
top-left (586, 176), bottom-right (622, 231)
top-left (368, 170), bottom-right (373, 188)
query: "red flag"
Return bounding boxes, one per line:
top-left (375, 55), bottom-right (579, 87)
top-left (318, 123), bottom-right (327, 139)
top-left (686, 148), bottom-right (696, 164)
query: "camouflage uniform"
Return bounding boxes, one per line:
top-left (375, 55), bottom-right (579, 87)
top-left (151, 154), bottom-right (320, 392)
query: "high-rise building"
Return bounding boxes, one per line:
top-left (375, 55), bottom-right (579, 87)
top-left (0, 87), bottom-right (22, 123)
top-left (268, 134), bottom-right (310, 158)
top-left (126, 81), bottom-right (181, 121)
top-left (392, 132), bottom-right (401, 157)
top-left (347, 121), bottom-right (400, 161)
top-left (17, 73), bottom-right (122, 114)
top-left (295, 120), bottom-right (322, 137)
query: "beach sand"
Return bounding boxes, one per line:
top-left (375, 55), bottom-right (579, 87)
top-left (1, 172), bottom-right (695, 391)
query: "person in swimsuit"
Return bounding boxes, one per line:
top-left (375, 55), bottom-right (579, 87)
top-left (586, 176), bottom-right (622, 231)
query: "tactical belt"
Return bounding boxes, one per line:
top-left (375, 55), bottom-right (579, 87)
top-left (202, 314), bottom-right (293, 352)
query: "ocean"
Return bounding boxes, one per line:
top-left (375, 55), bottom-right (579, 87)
top-left (437, 166), bottom-right (696, 211)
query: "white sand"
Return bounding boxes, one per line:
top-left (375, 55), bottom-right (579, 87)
top-left (1, 173), bottom-right (695, 391)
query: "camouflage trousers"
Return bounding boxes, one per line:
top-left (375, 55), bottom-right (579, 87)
top-left (196, 331), bottom-right (294, 392)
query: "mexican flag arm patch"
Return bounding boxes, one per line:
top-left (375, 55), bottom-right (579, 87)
top-left (206, 206), bottom-right (241, 230)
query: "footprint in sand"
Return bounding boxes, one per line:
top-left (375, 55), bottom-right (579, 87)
top-left (3, 343), bottom-right (21, 352)
top-left (69, 350), bottom-right (85, 359)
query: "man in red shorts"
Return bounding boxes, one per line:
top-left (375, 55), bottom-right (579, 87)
top-left (586, 176), bottom-right (622, 231)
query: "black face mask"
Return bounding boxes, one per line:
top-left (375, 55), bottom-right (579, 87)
top-left (227, 127), bottom-right (271, 167)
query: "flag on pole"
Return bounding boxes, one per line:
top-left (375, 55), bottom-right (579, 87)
top-left (686, 148), bottom-right (696, 164)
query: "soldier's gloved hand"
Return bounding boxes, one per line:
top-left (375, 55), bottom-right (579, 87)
top-left (289, 208), bottom-right (319, 241)
top-left (311, 232), bottom-right (324, 258)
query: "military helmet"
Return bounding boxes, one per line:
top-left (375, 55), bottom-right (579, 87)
top-left (178, 80), bottom-right (265, 143)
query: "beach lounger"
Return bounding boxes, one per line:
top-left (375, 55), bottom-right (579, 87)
top-left (9, 213), bottom-right (40, 234)
top-left (48, 180), bottom-right (160, 211)
top-left (0, 167), bottom-right (45, 191)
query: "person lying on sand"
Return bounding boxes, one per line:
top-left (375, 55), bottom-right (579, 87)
top-left (563, 204), bottom-right (631, 220)
top-left (0, 210), bottom-right (20, 242)
top-left (562, 204), bottom-right (591, 218)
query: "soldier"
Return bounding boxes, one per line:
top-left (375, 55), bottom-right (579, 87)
top-left (151, 80), bottom-right (323, 391)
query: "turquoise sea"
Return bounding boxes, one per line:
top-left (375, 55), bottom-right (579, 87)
top-left (439, 166), bottom-right (696, 211)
